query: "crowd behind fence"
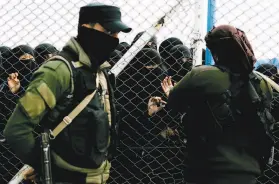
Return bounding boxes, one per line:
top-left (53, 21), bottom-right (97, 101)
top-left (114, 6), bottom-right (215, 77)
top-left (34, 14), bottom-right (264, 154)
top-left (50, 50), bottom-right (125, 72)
top-left (0, 0), bottom-right (279, 183)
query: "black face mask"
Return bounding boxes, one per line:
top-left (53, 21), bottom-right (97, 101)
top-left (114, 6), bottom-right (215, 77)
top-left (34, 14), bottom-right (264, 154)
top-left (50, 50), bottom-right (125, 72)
top-left (77, 26), bottom-right (119, 68)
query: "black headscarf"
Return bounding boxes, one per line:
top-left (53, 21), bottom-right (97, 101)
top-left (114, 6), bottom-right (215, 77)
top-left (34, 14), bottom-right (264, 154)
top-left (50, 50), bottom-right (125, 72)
top-left (35, 43), bottom-right (58, 66)
top-left (117, 48), bottom-right (163, 116)
top-left (0, 46), bottom-right (13, 78)
top-left (167, 45), bottom-right (193, 82)
top-left (117, 48), bottom-right (165, 147)
top-left (159, 37), bottom-right (183, 61)
top-left (11, 45), bottom-right (36, 88)
top-left (127, 49), bottom-right (163, 111)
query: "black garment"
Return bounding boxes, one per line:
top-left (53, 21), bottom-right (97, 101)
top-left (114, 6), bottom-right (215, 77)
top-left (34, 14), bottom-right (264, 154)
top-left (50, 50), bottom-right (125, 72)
top-left (0, 46), bottom-right (13, 80)
top-left (34, 43), bottom-right (58, 66)
top-left (159, 37), bottom-right (183, 61)
top-left (116, 49), bottom-right (165, 147)
top-left (167, 44), bottom-right (193, 82)
top-left (77, 27), bottom-right (119, 69)
top-left (11, 45), bottom-right (36, 89)
top-left (188, 173), bottom-right (257, 184)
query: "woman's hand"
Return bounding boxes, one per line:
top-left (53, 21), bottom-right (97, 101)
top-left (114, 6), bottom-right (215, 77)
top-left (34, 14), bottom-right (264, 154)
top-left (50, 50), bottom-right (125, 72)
top-left (7, 72), bottom-right (21, 94)
top-left (147, 96), bottom-right (167, 116)
top-left (161, 76), bottom-right (175, 98)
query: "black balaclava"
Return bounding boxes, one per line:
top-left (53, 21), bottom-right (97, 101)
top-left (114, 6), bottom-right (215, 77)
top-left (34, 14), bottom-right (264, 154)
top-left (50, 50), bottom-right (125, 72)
top-left (11, 45), bottom-right (36, 88)
top-left (159, 37), bottom-right (183, 61)
top-left (77, 27), bottom-right (119, 69)
top-left (108, 49), bottom-right (122, 66)
top-left (0, 46), bottom-right (13, 79)
top-left (131, 31), bottom-right (158, 50)
top-left (115, 42), bottom-right (130, 55)
top-left (167, 45), bottom-right (192, 82)
top-left (77, 3), bottom-right (131, 70)
top-left (35, 43), bottom-right (58, 66)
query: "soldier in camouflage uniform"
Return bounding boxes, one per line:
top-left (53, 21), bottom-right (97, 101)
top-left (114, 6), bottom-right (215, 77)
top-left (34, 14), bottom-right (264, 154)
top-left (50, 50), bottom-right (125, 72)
top-left (4, 3), bottom-right (131, 184)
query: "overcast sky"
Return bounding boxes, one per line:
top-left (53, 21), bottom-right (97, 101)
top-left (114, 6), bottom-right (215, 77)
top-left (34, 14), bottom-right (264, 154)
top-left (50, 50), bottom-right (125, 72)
top-left (215, 0), bottom-right (279, 60)
top-left (0, 0), bottom-right (199, 49)
top-left (0, 0), bottom-right (278, 60)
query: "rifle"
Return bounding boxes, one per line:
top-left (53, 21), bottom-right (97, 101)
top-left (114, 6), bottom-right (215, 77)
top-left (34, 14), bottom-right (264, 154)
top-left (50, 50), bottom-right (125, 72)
top-left (8, 131), bottom-right (53, 184)
top-left (40, 131), bottom-right (53, 184)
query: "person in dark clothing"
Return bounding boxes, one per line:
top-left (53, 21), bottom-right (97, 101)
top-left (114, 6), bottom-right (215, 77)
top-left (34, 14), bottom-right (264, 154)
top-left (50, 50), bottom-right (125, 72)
top-left (108, 49), bottom-right (122, 66)
top-left (166, 44), bottom-right (193, 82)
top-left (149, 25), bottom-right (275, 184)
top-left (115, 42), bottom-right (130, 55)
top-left (115, 48), bottom-right (169, 183)
top-left (0, 46), bottom-right (14, 127)
top-left (0, 46), bottom-right (13, 80)
top-left (0, 46), bottom-right (26, 133)
top-left (159, 37), bottom-right (183, 74)
top-left (117, 48), bottom-right (165, 147)
top-left (159, 37), bottom-right (183, 62)
top-left (137, 48), bottom-right (166, 81)
top-left (34, 43), bottom-right (58, 66)
top-left (131, 31), bottom-right (158, 50)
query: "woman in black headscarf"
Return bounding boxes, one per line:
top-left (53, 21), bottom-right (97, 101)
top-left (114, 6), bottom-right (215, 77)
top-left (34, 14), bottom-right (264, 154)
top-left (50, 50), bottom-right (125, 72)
top-left (0, 46), bottom-right (21, 135)
top-left (159, 37), bottom-right (183, 61)
top-left (117, 48), bottom-right (165, 147)
top-left (0, 46), bottom-right (13, 81)
top-left (167, 45), bottom-right (193, 82)
top-left (11, 45), bottom-right (36, 89)
top-left (34, 43), bottom-right (58, 66)
top-left (159, 37), bottom-right (183, 74)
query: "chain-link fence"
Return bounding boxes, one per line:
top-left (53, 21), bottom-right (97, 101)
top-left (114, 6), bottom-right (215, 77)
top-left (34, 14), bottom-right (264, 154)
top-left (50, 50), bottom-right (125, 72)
top-left (0, 0), bottom-right (199, 183)
top-left (207, 0), bottom-right (279, 183)
top-left (1, 0), bottom-right (279, 183)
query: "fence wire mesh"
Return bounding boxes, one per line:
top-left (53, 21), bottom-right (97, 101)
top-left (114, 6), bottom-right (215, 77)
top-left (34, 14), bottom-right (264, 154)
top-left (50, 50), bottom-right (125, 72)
top-left (0, 0), bottom-right (197, 183)
top-left (1, 0), bottom-right (279, 183)
top-left (210, 0), bottom-right (279, 183)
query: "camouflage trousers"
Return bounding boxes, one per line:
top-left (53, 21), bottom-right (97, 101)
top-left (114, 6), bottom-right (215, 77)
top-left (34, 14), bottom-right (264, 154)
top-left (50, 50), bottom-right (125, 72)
top-left (52, 152), bottom-right (111, 184)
